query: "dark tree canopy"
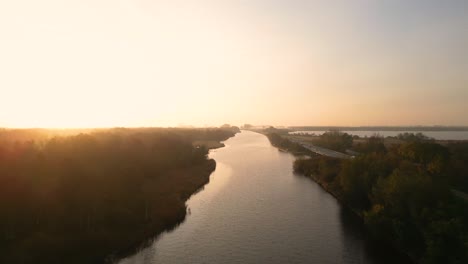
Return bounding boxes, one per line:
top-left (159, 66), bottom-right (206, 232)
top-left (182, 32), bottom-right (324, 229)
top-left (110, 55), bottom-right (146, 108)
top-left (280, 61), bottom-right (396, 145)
top-left (292, 134), bottom-right (468, 263)
top-left (0, 127), bottom-right (237, 264)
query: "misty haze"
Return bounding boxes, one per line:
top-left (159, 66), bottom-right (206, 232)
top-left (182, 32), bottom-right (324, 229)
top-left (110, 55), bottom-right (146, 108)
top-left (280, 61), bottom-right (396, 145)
top-left (0, 1), bottom-right (467, 264)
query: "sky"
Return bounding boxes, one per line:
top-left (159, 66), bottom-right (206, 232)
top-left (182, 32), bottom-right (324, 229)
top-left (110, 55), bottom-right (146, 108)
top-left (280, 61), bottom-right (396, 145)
top-left (0, 0), bottom-right (467, 128)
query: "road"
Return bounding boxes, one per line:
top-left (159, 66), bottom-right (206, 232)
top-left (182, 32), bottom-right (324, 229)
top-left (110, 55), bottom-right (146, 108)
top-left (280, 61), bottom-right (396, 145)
top-left (288, 138), bottom-right (352, 159)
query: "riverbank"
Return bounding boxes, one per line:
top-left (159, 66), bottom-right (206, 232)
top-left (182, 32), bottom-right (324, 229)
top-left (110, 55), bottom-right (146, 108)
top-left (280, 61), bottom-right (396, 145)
top-left (269, 139), bottom-right (417, 262)
top-left (118, 130), bottom-right (411, 264)
top-left (0, 128), bottom-right (238, 264)
top-left (264, 132), bottom-right (405, 261)
top-left (106, 159), bottom-right (217, 263)
top-left (267, 132), bottom-right (468, 264)
top-left (301, 172), bottom-right (419, 263)
top-left (3, 159), bottom-right (219, 264)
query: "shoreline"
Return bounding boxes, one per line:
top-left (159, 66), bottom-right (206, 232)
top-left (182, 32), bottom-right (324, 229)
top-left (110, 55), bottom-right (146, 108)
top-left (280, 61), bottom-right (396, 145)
top-left (265, 134), bottom-right (417, 263)
top-left (0, 127), bottom-right (241, 264)
top-left (108, 135), bottom-right (238, 263)
top-left (298, 169), bottom-right (419, 263)
top-left (107, 159), bottom-right (217, 263)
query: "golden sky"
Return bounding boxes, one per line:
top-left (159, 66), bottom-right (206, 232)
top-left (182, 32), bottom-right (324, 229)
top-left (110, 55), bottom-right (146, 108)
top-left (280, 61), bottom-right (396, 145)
top-left (1, 0), bottom-right (467, 128)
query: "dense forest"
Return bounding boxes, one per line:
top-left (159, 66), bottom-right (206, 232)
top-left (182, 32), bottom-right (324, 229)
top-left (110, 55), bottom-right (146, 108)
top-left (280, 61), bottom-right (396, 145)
top-left (312, 130), bottom-right (354, 152)
top-left (0, 127), bottom-right (238, 264)
top-left (272, 132), bottom-right (468, 264)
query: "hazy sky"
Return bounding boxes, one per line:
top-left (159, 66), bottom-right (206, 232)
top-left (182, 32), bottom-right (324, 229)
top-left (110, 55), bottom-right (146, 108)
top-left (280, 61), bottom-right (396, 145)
top-left (1, 0), bottom-right (467, 128)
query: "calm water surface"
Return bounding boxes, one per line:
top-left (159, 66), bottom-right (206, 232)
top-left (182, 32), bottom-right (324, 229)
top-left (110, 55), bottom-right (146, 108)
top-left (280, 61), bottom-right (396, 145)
top-left (117, 131), bottom-right (409, 264)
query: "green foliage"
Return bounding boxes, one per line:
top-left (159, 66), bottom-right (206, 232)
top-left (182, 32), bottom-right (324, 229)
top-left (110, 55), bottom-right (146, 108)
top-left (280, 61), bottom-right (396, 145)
top-left (293, 156), bottom-right (341, 183)
top-left (447, 142), bottom-right (468, 192)
top-left (353, 135), bottom-right (387, 154)
top-left (397, 132), bottom-right (433, 142)
top-left (294, 134), bottom-right (468, 263)
top-left (0, 128), bottom-right (236, 263)
top-left (314, 130), bottom-right (353, 152)
top-left (398, 142), bottom-right (450, 171)
top-left (293, 157), bottom-right (319, 176)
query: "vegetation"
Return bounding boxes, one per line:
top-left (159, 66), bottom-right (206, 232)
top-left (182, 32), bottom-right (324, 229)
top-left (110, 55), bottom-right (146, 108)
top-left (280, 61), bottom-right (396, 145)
top-left (447, 142), bottom-right (468, 193)
top-left (290, 126), bottom-right (468, 132)
top-left (291, 133), bottom-right (468, 263)
top-left (262, 126), bottom-right (291, 135)
top-left (352, 135), bottom-right (387, 154)
top-left (0, 127), bottom-right (237, 264)
top-left (396, 132), bottom-right (433, 142)
top-left (313, 131), bottom-right (353, 152)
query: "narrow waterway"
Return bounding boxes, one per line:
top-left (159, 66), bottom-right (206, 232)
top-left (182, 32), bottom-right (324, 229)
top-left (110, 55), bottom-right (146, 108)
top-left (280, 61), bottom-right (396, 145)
top-left (117, 131), bottom-right (409, 264)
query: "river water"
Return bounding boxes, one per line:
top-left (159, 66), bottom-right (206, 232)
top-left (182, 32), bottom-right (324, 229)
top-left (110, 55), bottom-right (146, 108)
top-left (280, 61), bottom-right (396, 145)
top-left (117, 131), bottom-right (410, 264)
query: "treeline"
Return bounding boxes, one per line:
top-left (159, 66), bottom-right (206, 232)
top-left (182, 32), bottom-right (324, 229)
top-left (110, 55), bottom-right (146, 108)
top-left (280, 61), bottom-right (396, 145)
top-left (313, 131), bottom-right (353, 152)
top-left (0, 127), bottom-right (239, 144)
top-left (395, 132), bottom-right (433, 142)
top-left (0, 127), bottom-right (237, 264)
top-left (290, 126), bottom-right (468, 132)
top-left (293, 135), bottom-right (468, 263)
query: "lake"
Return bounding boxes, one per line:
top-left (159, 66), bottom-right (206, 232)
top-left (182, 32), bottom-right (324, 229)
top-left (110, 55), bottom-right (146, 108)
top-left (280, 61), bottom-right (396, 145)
top-left (116, 131), bottom-right (411, 264)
